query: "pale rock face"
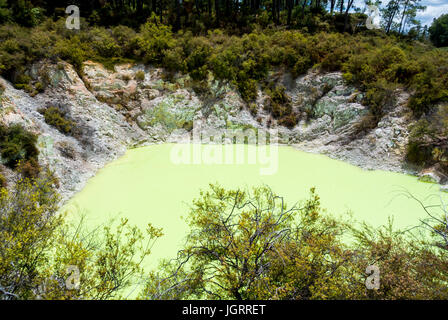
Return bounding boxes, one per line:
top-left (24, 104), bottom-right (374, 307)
top-left (0, 61), bottom-right (147, 201)
top-left (418, 167), bottom-right (448, 184)
top-left (1, 60), bottom-right (442, 201)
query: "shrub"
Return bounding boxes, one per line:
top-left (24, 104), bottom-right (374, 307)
top-left (52, 36), bottom-right (92, 70)
top-left (111, 25), bottom-right (138, 57)
top-left (137, 15), bottom-right (175, 64)
top-left (237, 78), bottom-right (258, 102)
top-left (34, 81), bottom-right (44, 92)
top-left (0, 171), bottom-right (162, 300)
top-left (0, 0), bottom-right (11, 24)
top-left (13, 74), bottom-right (31, 90)
top-left (17, 158), bottom-right (41, 178)
top-left (406, 120), bottom-right (436, 166)
top-left (0, 124), bottom-right (39, 169)
top-left (292, 56), bottom-right (312, 77)
top-left (408, 52), bottom-right (448, 117)
top-left (135, 70), bottom-right (145, 81)
top-left (248, 102), bottom-right (258, 116)
top-left (183, 37), bottom-right (212, 81)
top-left (278, 114), bottom-right (297, 128)
top-left (320, 47), bottom-right (349, 72)
top-left (264, 84), bottom-right (296, 127)
top-left (141, 184), bottom-right (448, 300)
top-left (406, 106), bottom-right (448, 172)
top-left (162, 46), bottom-right (187, 73)
top-left (39, 106), bottom-right (74, 135)
top-left (0, 172), bottom-right (6, 188)
top-left (83, 27), bottom-right (120, 58)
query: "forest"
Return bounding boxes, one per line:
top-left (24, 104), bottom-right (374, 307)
top-left (0, 0), bottom-right (438, 36)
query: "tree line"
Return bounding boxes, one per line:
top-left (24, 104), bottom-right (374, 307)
top-left (0, 0), bottom-right (429, 37)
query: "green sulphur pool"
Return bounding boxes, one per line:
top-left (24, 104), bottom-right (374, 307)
top-left (63, 143), bottom-right (446, 268)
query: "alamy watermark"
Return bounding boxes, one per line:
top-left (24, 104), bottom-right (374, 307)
top-left (65, 265), bottom-right (80, 290)
top-left (66, 5), bottom-right (80, 30)
top-left (366, 5), bottom-right (381, 30)
top-left (365, 265), bottom-right (380, 290)
top-left (170, 120), bottom-right (279, 175)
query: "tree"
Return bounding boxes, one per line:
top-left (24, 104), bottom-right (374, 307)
top-left (429, 14), bottom-right (448, 47)
top-left (350, 219), bottom-right (448, 299)
top-left (343, 0), bottom-right (355, 32)
top-left (397, 0), bottom-right (425, 35)
top-left (0, 170), bottom-right (60, 299)
top-left (0, 0), bottom-right (11, 24)
top-left (0, 170), bottom-right (163, 300)
top-left (140, 185), bottom-right (361, 300)
top-left (329, 0), bottom-right (337, 14)
top-left (140, 184), bottom-right (448, 300)
top-left (381, 0), bottom-right (400, 34)
top-left (146, 184), bottom-right (304, 299)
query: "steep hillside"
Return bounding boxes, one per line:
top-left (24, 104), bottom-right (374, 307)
top-left (2, 59), bottom-right (441, 201)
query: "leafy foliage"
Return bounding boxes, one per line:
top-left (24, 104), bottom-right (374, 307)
top-left (39, 106), bottom-right (74, 135)
top-left (429, 14), bottom-right (448, 48)
top-left (0, 123), bottom-right (39, 170)
top-left (0, 171), bottom-right (163, 300)
top-left (406, 104), bottom-right (448, 174)
top-left (140, 184), bottom-right (448, 300)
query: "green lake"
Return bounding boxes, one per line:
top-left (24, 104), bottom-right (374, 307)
top-left (63, 143), bottom-right (446, 273)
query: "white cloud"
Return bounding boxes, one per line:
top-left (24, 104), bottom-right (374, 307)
top-left (419, 2), bottom-right (448, 26)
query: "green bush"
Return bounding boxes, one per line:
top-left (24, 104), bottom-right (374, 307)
top-left (135, 70), bottom-right (145, 81)
top-left (264, 84), bottom-right (296, 127)
top-left (406, 105), bottom-right (448, 172)
top-left (83, 27), bottom-right (120, 58)
top-left (0, 172), bottom-right (6, 188)
top-left (111, 25), bottom-right (138, 57)
top-left (17, 158), bottom-right (41, 179)
top-left (429, 14), bottom-right (448, 48)
top-left (292, 56), bottom-right (312, 77)
top-left (406, 119), bottom-right (436, 166)
top-left (162, 46), bottom-right (187, 73)
top-left (13, 73), bottom-right (31, 89)
top-left (52, 36), bottom-right (92, 70)
top-left (137, 15), bottom-right (175, 64)
top-left (39, 106), bottom-right (74, 135)
top-left (237, 78), bottom-right (258, 102)
top-left (0, 0), bottom-right (11, 24)
top-left (408, 52), bottom-right (448, 117)
top-left (0, 123), bottom-right (39, 169)
top-left (185, 37), bottom-right (211, 81)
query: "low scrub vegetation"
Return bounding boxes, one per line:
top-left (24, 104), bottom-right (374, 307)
top-left (0, 170), bottom-right (163, 300)
top-left (39, 106), bottom-right (74, 135)
top-left (406, 104), bottom-right (448, 175)
top-left (0, 123), bottom-right (39, 171)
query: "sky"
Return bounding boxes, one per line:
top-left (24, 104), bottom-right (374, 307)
top-left (353, 0), bottom-right (448, 27)
top-left (419, 0), bottom-right (448, 26)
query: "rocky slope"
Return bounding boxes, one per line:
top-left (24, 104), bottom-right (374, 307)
top-left (0, 60), bottom-right (441, 201)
